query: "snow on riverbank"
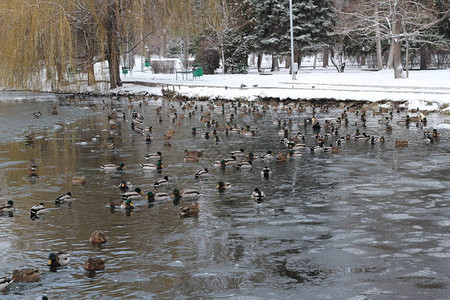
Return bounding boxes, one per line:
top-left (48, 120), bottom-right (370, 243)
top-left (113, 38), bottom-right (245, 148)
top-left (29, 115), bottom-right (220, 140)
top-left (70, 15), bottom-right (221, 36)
top-left (116, 67), bottom-right (450, 111)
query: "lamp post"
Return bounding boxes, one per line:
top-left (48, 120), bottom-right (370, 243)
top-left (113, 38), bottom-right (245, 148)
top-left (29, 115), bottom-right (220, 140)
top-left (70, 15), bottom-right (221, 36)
top-left (289, 0), bottom-right (296, 80)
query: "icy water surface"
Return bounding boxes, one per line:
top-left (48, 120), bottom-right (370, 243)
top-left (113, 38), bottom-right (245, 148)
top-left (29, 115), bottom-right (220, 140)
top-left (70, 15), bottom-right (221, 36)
top-left (0, 92), bottom-right (449, 299)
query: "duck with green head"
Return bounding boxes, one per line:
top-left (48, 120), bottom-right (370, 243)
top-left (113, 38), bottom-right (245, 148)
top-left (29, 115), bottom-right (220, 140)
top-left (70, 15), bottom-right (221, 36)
top-left (48, 252), bottom-right (70, 268)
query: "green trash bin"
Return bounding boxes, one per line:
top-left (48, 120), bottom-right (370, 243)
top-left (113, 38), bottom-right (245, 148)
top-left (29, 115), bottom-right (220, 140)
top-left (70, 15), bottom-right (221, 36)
top-left (145, 59), bottom-right (150, 67)
top-left (122, 66), bottom-right (129, 75)
top-left (193, 67), bottom-right (203, 78)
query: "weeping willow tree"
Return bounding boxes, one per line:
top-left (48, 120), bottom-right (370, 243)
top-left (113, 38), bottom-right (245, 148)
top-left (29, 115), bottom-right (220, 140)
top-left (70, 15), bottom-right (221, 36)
top-left (0, 0), bottom-right (220, 91)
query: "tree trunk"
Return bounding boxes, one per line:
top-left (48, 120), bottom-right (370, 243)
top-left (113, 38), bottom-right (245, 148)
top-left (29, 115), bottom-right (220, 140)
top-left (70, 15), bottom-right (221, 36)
top-left (271, 53), bottom-right (279, 72)
top-left (392, 17), bottom-right (403, 79)
top-left (375, 2), bottom-right (383, 70)
top-left (420, 44), bottom-right (428, 70)
top-left (313, 53), bottom-right (317, 69)
top-left (221, 43), bottom-right (225, 74)
top-left (361, 54), bottom-right (366, 66)
top-left (106, 2), bottom-right (122, 89)
top-left (387, 41), bottom-right (394, 69)
top-left (257, 53), bottom-right (262, 72)
top-left (160, 33), bottom-right (167, 58)
top-left (183, 37), bottom-right (189, 69)
top-left (322, 48), bottom-right (329, 67)
top-left (285, 56), bottom-right (291, 69)
top-left (87, 64), bottom-right (96, 86)
top-left (405, 40), bottom-right (409, 78)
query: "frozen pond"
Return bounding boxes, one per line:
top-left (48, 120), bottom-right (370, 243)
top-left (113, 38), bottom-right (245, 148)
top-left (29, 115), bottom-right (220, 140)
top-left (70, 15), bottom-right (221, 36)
top-left (0, 91), bottom-right (449, 299)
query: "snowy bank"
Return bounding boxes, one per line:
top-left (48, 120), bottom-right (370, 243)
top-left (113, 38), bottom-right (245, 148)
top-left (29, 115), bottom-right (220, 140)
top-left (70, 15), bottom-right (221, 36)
top-left (116, 67), bottom-right (450, 111)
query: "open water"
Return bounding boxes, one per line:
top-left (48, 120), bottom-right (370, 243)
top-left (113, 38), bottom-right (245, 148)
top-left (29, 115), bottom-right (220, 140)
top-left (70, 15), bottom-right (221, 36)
top-left (0, 91), bottom-right (449, 299)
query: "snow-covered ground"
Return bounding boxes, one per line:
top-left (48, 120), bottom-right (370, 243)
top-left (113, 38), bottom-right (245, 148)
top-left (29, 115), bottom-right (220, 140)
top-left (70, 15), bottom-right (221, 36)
top-left (116, 66), bottom-right (450, 112)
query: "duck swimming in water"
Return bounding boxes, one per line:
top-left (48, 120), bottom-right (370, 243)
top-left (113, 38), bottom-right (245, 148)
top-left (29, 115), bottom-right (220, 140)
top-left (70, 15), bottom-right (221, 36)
top-left (48, 252), bottom-right (70, 267)
top-left (251, 188), bottom-right (266, 203)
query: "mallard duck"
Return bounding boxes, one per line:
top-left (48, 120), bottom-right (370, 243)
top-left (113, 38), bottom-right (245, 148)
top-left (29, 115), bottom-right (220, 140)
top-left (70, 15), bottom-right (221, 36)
top-left (213, 160), bottom-right (227, 168)
top-left (184, 155), bottom-right (200, 162)
top-left (48, 252), bottom-right (70, 267)
top-left (216, 181), bottom-right (231, 192)
top-left (288, 150), bottom-right (302, 157)
top-left (33, 111), bottom-right (42, 118)
top-left (179, 202), bottom-right (200, 218)
top-left (118, 180), bottom-right (132, 192)
top-left (12, 268), bottom-right (40, 282)
top-left (223, 156), bottom-right (237, 166)
top-left (154, 192), bottom-right (170, 201)
top-left (145, 151), bottom-right (162, 160)
top-left (72, 176), bottom-right (86, 185)
top-left (121, 199), bottom-right (134, 209)
top-left (261, 151), bottom-right (274, 161)
top-left (172, 189), bottom-right (201, 201)
top-left (231, 149), bottom-right (246, 158)
top-left (140, 162), bottom-right (162, 171)
top-left (184, 149), bottom-right (203, 157)
top-left (121, 188), bottom-right (142, 201)
top-left (395, 139), bottom-right (408, 147)
top-left (90, 230), bottom-right (108, 243)
top-left (261, 167), bottom-right (272, 179)
top-left (194, 168), bottom-right (208, 179)
top-left (237, 161), bottom-right (252, 170)
top-left (54, 192), bottom-right (72, 205)
top-left (30, 203), bottom-right (47, 216)
top-left (101, 163), bottom-right (125, 171)
top-left (84, 257), bottom-right (105, 271)
top-left (0, 200), bottom-right (14, 213)
top-left (28, 159), bottom-right (38, 172)
top-left (251, 188), bottom-right (266, 203)
top-left (154, 176), bottom-right (169, 188)
top-left (108, 199), bottom-right (123, 208)
top-left (0, 276), bottom-right (13, 291)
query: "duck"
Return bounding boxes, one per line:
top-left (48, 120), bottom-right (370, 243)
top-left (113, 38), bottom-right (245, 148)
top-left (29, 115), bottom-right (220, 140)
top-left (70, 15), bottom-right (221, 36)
top-left (140, 161), bottom-right (163, 171)
top-left (108, 199), bottom-right (124, 209)
top-left (121, 199), bottom-right (134, 209)
top-left (121, 188), bottom-right (142, 201)
top-left (172, 189), bottom-right (201, 201)
top-left (33, 111), bottom-right (43, 118)
top-left (72, 176), bottom-right (86, 185)
top-left (90, 230), bottom-right (108, 243)
top-left (0, 200), bottom-right (14, 213)
top-left (184, 155), bottom-right (200, 162)
top-left (395, 139), bottom-right (408, 147)
top-left (0, 276), bottom-right (13, 291)
top-left (154, 176), bottom-right (169, 188)
top-left (118, 180), bottom-right (132, 192)
top-left (237, 161), bottom-right (252, 170)
top-left (48, 252), bottom-right (70, 267)
top-left (194, 168), bottom-right (208, 179)
top-left (12, 268), bottom-right (40, 282)
top-left (261, 151), bottom-right (274, 161)
top-left (213, 160), bottom-right (227, 168)
top-left (54, 192), bottom-right (72, 205)
top-left (288, 150), bottom-right (303, 157)
top-left (28, 159), bottom-right (38, 172)
top-left (231, 149), bottom-right (246, 158)
top-left (30, 203), bottom-right (47, 216)
top-left (179, 202), bottom-right (200, 218)
top-left (84, 257), bottom-right (105, 271)
top-left (101, 163), bottom-right (125, 171)
top-left (145, 151), bottom-right (162, 160)
top-left (216, 181), bottom-right (231, 192)
top-left (223, 156), bottom-right (237, 165)
top-left (184, 149), bottom-right (203, 157)
top-left (261, 167), bottom-right (272, 179)
top-left (251, 188), bottom-right (266, 203)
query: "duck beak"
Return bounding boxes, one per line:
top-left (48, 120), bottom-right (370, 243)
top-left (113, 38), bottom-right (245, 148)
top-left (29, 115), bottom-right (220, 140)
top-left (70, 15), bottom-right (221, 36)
top-left (216, 185), bottom-right (220, 189)
top-left (145, 196), bottom-right (148, 199)
top-left (48, 259), bottom-right (52, 266)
